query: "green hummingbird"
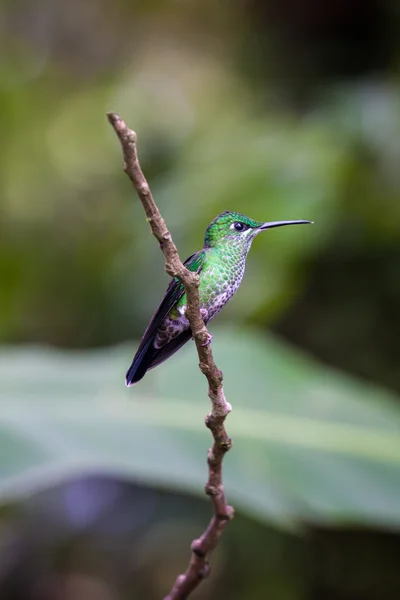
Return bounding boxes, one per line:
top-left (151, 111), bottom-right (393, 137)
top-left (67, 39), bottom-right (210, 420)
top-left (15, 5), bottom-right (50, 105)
top-left (126, 211), bottom-right (312, 386)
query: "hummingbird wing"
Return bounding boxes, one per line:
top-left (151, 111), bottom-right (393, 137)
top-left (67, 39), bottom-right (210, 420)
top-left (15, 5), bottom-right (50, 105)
top-left (125, 249), bottom-right (206, 386)
top-left (146, 329), bottom-right (192, 371)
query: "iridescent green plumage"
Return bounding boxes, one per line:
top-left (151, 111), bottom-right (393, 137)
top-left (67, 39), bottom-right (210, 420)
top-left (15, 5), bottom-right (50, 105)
top-left (126, 211), bottom-right (312, 386)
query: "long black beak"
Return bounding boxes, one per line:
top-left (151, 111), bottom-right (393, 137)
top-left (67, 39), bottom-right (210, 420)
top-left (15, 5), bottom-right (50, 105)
top-left (260, 220), bottom-right (313, 230)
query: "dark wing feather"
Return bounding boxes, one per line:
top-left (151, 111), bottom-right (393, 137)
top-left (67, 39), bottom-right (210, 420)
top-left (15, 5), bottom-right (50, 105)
top-left (125, 250), bottom-right (205, 386)
top-left (147, 329), bottom-right (192, 371)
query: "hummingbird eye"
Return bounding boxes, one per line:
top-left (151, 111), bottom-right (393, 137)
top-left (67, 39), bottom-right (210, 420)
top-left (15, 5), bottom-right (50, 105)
top-left (232, 222), bottom-right (247, 232)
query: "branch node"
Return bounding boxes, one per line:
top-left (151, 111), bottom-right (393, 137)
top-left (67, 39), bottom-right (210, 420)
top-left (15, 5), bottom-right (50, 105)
top-left (216, 512), bottom-right (232, 521)
top-left (221, 438), bottom-right (232, 451)
top-left (139, 182), bottom-right (150, 195)
top-left (226, 505), bottom-right (235, 520)
top-left (205, 484), bottom-right (220, 497)
top-left (191, 540), bottom-right (206, 558)
top-left (198, 564), bottom-right (211, 580)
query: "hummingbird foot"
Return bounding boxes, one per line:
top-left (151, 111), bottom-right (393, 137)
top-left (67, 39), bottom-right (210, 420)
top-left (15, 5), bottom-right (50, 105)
top-left (200, 332), bottom-right (213, 346)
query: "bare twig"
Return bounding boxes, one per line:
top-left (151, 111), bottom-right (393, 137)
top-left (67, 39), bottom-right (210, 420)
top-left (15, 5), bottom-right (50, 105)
top-left (107, 113), bottom-right (234, 599)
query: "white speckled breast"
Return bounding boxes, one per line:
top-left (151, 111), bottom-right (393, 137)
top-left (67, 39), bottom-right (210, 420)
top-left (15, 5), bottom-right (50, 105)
top-left (154, 241), bottom-right (250, 349)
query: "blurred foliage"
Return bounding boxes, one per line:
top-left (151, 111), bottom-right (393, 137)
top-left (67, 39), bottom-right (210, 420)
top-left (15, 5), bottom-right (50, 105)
top-left (1, 0), bottom-right (400, 598)
top-left (1, 329), bottom-right (400, 528)
top-left (1, 330), bottom-right (400, 599)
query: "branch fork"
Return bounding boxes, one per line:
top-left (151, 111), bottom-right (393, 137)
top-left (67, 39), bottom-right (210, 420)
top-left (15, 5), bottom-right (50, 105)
top-left (107, 112), bottom-right (233, 600)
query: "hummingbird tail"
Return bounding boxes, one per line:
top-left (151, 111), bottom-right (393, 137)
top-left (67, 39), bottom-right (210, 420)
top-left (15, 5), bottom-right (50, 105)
top-left (125, 338), bottom-right (156, 386)
top-left (125, 329), bottom-right (193, 386)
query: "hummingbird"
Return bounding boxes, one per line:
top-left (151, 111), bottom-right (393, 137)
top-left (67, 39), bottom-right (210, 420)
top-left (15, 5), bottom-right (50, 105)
top-left (126, 211), bottom-right (312, 386)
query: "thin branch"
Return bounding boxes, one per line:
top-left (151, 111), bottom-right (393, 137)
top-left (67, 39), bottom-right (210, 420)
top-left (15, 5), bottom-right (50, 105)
top-left (107, 112), bottom-right (234, 599)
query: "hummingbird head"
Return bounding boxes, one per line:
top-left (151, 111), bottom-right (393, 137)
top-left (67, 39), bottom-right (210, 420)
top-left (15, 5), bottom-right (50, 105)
top-left (204, 210), bottom-right (312, 250)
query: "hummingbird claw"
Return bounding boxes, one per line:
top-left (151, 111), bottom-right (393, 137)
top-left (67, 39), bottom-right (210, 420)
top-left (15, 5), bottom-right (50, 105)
top-left (201, 332), bottom-right (213, 346)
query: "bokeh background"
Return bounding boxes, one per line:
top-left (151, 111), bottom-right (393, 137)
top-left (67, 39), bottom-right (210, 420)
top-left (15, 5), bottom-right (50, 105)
top-left (1, 0), bottom-right (400, 599)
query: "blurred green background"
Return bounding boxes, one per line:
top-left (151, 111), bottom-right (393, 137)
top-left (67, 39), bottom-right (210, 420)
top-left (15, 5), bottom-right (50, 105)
top-left (1, 0), bottom-right (400, 598)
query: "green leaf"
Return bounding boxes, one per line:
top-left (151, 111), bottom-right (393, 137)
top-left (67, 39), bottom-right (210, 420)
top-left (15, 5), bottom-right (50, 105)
top-left (1, 327), bottom-right (400, 531)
